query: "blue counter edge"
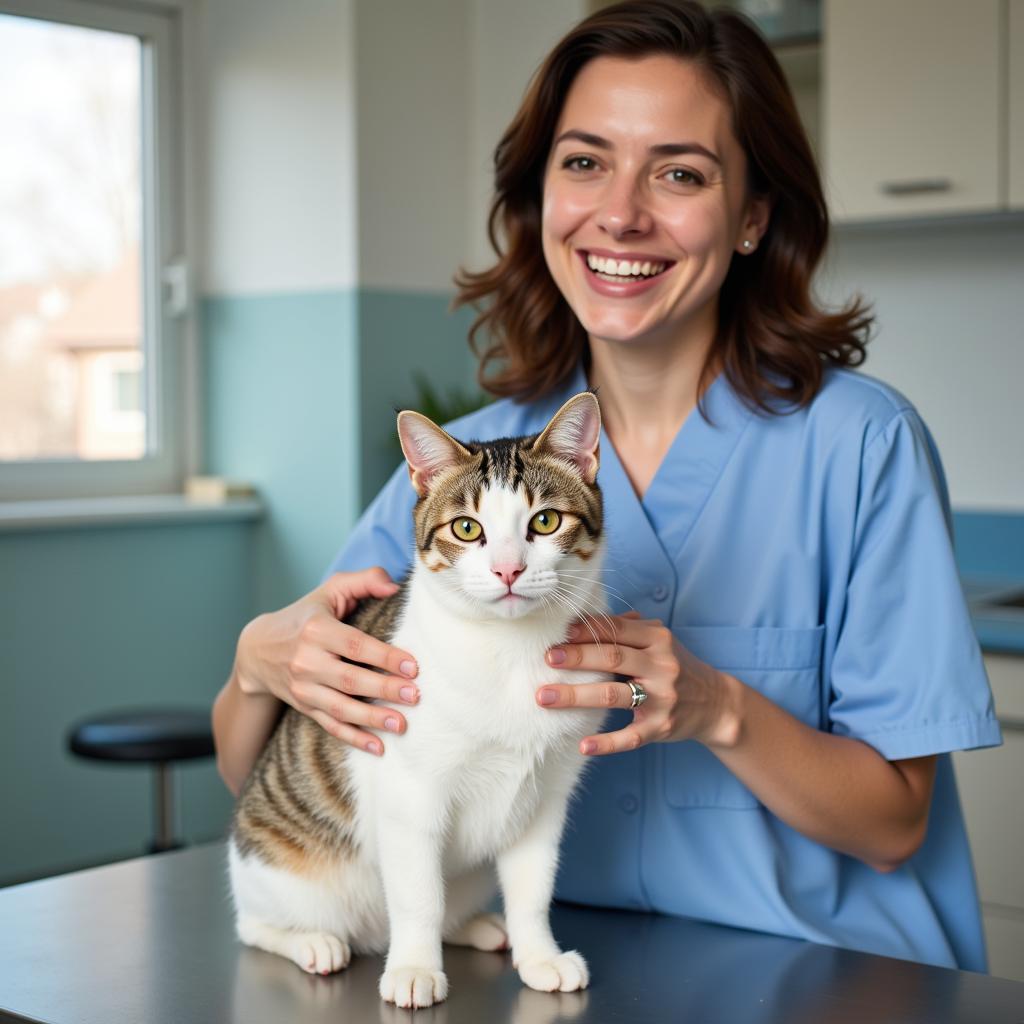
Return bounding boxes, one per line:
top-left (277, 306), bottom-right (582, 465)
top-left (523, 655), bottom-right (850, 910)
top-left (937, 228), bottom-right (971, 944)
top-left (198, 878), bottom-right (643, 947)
top-left (954, 511), bottom-right (1024, 656)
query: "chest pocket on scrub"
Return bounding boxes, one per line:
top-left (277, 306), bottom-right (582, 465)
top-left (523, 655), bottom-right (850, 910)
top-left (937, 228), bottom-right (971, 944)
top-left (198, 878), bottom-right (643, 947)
top-left (662, 625), bottom-right (825, 810)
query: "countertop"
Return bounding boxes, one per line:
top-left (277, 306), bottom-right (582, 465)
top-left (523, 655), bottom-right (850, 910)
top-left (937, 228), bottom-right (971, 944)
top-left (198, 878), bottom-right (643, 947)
top-left (964, 578), bottom-right (1024, 655)
top-left (1, 842), bottom-right (1023, 1024)
top-left (955, 511), bottom-right (1024, 656)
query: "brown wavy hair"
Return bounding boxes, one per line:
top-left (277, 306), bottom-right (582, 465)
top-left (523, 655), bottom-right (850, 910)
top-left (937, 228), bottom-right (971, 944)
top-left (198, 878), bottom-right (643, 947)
top-left (453, 0), bottom-right (872, 413)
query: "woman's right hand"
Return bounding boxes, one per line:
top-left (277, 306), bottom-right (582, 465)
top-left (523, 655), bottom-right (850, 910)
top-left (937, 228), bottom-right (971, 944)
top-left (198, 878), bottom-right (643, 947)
top-left (233, 566), bottom-right (420, 755)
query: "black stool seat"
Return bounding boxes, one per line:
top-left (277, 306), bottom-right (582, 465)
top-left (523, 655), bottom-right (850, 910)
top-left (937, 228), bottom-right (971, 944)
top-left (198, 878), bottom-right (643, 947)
top-left (67, 708), bottom-right (215, 854)
top-left (69, 708), bottom-right (214, 763)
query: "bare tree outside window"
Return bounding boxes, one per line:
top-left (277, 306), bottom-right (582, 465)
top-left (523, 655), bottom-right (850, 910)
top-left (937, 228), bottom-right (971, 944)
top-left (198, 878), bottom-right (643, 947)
top-left (0, 13), bottom-right (144, 462)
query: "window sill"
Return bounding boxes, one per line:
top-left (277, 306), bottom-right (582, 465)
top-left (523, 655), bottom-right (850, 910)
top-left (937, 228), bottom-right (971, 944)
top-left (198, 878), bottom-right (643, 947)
top-left (0, 494), bottom-right (264, 532)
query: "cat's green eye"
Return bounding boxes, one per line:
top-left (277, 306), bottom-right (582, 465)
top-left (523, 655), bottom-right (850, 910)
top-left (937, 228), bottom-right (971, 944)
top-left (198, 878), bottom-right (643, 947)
top-left (451, 517), bottom-right (483, 542)
top-left (529, 510), bottom-right (561, 535)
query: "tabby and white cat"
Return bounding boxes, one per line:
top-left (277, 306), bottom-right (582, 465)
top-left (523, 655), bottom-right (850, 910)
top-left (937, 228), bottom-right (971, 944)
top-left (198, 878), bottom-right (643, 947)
top-left (228, 391), bottom-right (610, 1009)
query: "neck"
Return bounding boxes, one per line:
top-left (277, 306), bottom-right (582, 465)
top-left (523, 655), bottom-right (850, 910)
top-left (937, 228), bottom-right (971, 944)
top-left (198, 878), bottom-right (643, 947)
top-left (586, 308), bottom-right (719, 447)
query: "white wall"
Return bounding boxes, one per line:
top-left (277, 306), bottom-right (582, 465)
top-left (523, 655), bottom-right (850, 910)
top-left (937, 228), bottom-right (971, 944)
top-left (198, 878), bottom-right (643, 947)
top-left (198, 0), bottom-right (358, 295)
top-left (197, 0), bottom-right (587, 294)
top-left (821, 221), bottom-right (1024, 511)
top-left (354, 0), bottom-right (470, 292)
top-left (466, 0), bottom-right (585, 271)
top-left (354, 0), bottom-right (584, 290)
top-left (197, 0), bottom-right (583, 294)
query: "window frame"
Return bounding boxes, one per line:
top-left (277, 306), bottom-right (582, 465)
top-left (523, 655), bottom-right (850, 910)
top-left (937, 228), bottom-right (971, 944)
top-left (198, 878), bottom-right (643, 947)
top-left (0, 0), bottom-right (194, 501)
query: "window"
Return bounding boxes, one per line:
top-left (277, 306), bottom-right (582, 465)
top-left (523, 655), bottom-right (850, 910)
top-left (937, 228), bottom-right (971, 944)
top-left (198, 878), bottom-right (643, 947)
top-left (0, 0), bottom-right (189, 501)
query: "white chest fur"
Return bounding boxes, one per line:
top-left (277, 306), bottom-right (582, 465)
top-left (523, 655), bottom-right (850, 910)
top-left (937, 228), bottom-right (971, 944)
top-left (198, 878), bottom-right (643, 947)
top-left (347, 570), bottom-right (608, 871)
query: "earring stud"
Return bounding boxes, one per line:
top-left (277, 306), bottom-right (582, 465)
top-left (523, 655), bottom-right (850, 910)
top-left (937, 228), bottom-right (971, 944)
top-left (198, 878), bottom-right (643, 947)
top-left (742, 240), bottom-right (753, 251)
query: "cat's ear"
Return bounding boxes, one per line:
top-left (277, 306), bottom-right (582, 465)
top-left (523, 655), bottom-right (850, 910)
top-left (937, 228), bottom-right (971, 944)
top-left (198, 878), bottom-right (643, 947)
top-left (531, 391), bottom-right (601, 484)
top-left (397, 411), bottom-right (473, 497)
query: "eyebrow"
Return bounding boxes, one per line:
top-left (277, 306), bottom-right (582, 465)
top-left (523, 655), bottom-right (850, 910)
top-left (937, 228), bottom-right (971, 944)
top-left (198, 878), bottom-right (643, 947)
top-left (553, 129), bottom-right (722, 166)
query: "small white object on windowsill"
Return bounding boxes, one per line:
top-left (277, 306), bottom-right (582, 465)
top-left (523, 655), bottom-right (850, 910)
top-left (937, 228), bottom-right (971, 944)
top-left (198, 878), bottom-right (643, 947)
top-left (184, 476), bottom-right (258, 504)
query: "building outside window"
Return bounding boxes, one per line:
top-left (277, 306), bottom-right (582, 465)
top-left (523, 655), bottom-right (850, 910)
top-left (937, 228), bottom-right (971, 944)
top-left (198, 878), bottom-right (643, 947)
top-left (0, 0), bottom-right (189, 501)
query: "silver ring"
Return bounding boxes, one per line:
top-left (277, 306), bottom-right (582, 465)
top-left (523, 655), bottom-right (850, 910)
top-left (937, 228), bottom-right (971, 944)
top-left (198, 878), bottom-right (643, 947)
top-left (626, 680), bottom-right (648, 709)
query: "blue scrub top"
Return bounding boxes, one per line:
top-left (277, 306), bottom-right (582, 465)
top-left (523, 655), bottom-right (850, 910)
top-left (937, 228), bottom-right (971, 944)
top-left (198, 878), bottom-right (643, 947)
top-left (323, 363), bottom-right (1002, 972)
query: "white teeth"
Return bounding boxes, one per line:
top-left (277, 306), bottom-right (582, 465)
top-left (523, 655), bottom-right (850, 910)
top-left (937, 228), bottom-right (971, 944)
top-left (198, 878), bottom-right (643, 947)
top-left (585, 253), bottom-right (667, 278)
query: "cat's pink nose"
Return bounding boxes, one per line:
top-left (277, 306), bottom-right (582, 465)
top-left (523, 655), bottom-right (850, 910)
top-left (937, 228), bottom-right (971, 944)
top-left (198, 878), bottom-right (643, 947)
top-left (492, 563), bottom-right (525, 587)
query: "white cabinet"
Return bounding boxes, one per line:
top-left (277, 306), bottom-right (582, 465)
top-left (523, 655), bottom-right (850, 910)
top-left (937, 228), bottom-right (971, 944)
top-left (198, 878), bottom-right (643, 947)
top-left (822, 0), bottom-right (1002, 221)
top-left (1011, 0), bottom-right (1024, 207)
top-left (773, 0), bottom-right (1023, 222)
top-left (952, 653), bottom-right (1024, 982)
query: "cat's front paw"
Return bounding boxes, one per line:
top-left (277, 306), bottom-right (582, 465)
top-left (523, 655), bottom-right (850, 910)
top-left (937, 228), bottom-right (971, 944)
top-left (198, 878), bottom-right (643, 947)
top-left (518, 950), bottom-right (589, 993)
top-left (379, 966), bottom-right (449, 1008)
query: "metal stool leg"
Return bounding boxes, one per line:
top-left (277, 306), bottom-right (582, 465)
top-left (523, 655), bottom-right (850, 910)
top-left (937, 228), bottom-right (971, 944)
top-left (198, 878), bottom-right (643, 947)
top-left (150, 762), bottom-right (182, 854)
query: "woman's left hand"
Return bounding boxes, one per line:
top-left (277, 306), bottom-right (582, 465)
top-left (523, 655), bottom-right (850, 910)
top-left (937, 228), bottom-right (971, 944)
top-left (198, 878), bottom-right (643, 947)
top-left (537, 612), bottom-right (740, 755)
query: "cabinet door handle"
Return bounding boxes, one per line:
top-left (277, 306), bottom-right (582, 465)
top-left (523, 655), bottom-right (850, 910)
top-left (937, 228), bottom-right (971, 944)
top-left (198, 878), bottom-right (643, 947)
top-left (997, 715), bottom-right (1024, 733)
top-left (879, 178), bottom-right (953, 196)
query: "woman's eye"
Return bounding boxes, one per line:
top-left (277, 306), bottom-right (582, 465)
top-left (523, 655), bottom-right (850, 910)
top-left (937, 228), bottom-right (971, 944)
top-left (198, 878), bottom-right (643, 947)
top-left (666, 168), bottom-right (703, 186)
top-left (564, 155), bottom-right (598, 173)
top-left (529, 510), bottom-right (561, 535)
top-left (451, 517), bottom-right (483, 542)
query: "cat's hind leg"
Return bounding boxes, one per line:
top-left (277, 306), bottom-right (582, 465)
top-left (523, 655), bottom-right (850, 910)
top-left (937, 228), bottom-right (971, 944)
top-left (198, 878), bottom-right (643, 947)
top-left (237, 915), bottom-right (352, 975)
top-left (228, 840), bottom-right (375, 974)
top-left (446, 912), bottom-right (509, 952)
top-left (443, 865), bottom-right (508, 951)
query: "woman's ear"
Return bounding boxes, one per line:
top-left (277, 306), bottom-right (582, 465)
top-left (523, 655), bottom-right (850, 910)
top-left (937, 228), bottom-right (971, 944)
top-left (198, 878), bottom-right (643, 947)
top-left (737, 192), bottom-right (772, 253)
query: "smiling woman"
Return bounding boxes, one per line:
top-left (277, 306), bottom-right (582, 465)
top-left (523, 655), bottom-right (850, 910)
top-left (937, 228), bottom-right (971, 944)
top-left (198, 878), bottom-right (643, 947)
top-left (454, 0), bottom-right (871, 414)
top-left (543, 54), bottom-right (765, 379)
top-left (214, 0), bottom-right (1002, 986)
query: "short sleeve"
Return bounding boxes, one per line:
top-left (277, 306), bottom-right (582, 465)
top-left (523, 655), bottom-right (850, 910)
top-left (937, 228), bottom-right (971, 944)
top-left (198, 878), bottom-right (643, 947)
top-left (320, 462), bottom-right (417, 583)
top-left (828, 409), bottom-right (1002, 759)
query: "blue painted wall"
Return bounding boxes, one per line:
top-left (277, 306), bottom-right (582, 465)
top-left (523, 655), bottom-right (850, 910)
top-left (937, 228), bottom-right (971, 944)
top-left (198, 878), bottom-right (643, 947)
top-left (0, 519), bottom-right (256, 884)
top-left (202, 290), bottom-right (362, 611)
top-left (201, 286), bottom-right (483, 598)
top-left (356, 289), bottom-right (480, 502)
top-left (202, 287), bottom-right (478, 606)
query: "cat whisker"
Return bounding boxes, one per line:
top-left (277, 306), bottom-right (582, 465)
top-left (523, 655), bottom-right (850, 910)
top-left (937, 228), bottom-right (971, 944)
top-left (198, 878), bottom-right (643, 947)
top-left (546, 593), bottom-right (600, 650)
top-left (563, 565), bottom-right (648, 596)
top-left (557, 573), bottom-right (637, 612)
top-left (553, 579), bottom-right (621, 635)
top-left (548, 587), bottom-right (606, 650)
top-left (554, 594), bottom-right (621, 649)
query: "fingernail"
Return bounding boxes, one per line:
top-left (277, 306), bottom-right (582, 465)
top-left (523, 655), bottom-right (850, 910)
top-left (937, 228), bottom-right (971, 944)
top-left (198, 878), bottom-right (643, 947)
top-left (581, 740), bottom-right (597, 754)
top-left (400, 660), bottom-right (417, 678)
top-left (384, 716), bottom-right (400, 733)
top-left (547, 648), bottom-right (566, 665)
top-left (538, 688), bottom-right (558, 706)
top-left (400, 685), bottom-right (419, 703)
top-left (367, 739), bottom-right (383, 755)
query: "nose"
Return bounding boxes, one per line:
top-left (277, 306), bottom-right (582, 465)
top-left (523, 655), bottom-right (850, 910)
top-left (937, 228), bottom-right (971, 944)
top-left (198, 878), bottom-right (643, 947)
top-left (492, 563), bottom-right (525, 588)
top-left (596, 174), bottom-right (653, 238)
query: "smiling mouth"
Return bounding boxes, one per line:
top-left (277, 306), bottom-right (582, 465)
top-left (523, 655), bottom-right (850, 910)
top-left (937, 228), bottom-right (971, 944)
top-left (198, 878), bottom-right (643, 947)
top-left (583, 251), bottom-right (674, 282)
